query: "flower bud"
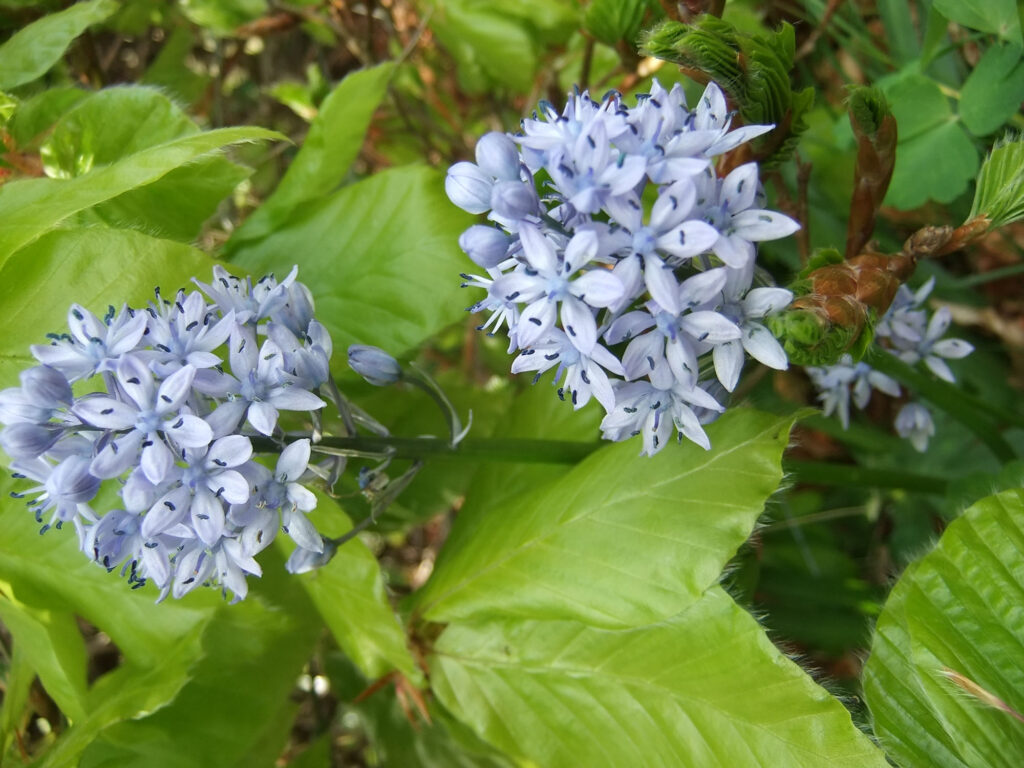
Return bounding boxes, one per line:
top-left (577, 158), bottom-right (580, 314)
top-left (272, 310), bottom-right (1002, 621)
top-left (0, 423), bottom-right (62, 459)
top-left (286, 537), bottom-right (337, 574)
top-left (459, 225), bottom-right (511, 269)
top-left (21, 365), bottom-right (72, 407)
top-left (445, 162), bottom-right (493, 214)
top-left (475, 132), bottom-right (520, 181)
top-left (491, 180), bottom-right (538, 221)
top-left (348, 345), bottom-right (402, 386)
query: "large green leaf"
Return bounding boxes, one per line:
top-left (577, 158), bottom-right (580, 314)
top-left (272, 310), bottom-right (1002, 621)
top-left (41, 87), bottom-right (197, 174)
top-left (881, 73), bottom-right (978, 209)
top-left (0, 586), bottom-right (88, 722)
top-left (75, 554), bottom-right (322, 768)
top-left (281, 492), bottom-right (419, 683)
top-left (584, 0), bottom-right (660, 46)
top-left (139, 26), bottom-right (210, 106)
top-left (36, 621), bottom-right (208, 768)
top-left (178, 0), bottom-right (268, 35)
top-left (225, 62), bottom-right (396, 253)
top-left (959, 44), bottom-right (1024, 137)
top-left (863, 489), bottom-right (1024, 768)
top-left (431, 587), bottom-right (889, 768)
top-left (0, 228), bottom-right (211, 383)
top-left (932, 0), bottom-right (1022, 44)
top-left (37, 86), bottom-right (252, 240)
top-left (0, 125), bottom-right (281, 265)
top-left (6, 86), bottom-right (88, 148)
top-left (0, 0), bottom-right (117, 90)
top-left (229, 164), bottom-right (473, 354)
top-left (430, 1), bottom-right (537, 93)
top-left (412, 409), bottom-right (794, 629)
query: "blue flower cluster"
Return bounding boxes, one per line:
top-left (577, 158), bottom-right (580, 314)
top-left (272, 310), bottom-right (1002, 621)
top-left (807, 278), bottom-right (974, 451)
top-left (446, 81), bottom-right (800, 455)
top-left (0, 266), bottom-right (335, 601)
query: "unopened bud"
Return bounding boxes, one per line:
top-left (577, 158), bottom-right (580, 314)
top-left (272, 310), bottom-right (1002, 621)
top-left (475, 132), bottom-right (520, 181)
top-left (445, 162), bottom-right (493, 214)
top-left (459, 225), bottom-right (511, 269)
top-left (491, 180), bottom-right (538, 221)
top-left (347, 345), bottom-right (402, 386)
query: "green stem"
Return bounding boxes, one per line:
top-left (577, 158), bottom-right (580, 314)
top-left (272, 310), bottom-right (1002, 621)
top-left (254, 434), bottom-right (953, 493)
top-left (782, 459), bottom-right (948, 494)
top-left (256, 435), bottom-right (602, 464)
top-left (867, 349), bottom-right (1021, 461)
top-left (953, 261), bottom-right (1024, 288)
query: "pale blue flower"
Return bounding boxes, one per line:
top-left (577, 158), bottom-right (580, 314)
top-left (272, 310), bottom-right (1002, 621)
top-left (895, 403), bottom-right (935, 452)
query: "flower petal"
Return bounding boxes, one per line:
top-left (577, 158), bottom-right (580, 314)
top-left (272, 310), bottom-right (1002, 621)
top-left (741, 323), bottom-right (788, 369)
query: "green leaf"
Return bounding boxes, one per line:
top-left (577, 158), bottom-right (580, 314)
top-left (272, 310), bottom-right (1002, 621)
top-left (229, 165), bottom-right (473, 354)
top-left (412, 409), bottom-right (794, 629)
top-left (226, 62), bottom-right (396, 254)
top-left (139, 26), bottom-right (210, 106)
top-left (0, 125), bottom-right (281, 266)
top-left (0, 644), bottom-right (34, 759)
top-left (431, 587), bottom-right (889, 768)
top-left (178, 0), bottom-right (268, 35)
top-left (0, 227), bottom-right (211, 383)
top-left (0, 0), bottom-right (118, 90)
top-left (41, 87), bottom-right (197, 175)
top-left (359, 695), bottom-right (516, 768)
top-left (970, 134), bottom-right (1024, 228)
top-left (932, 0), bottom-right (1023, 44)
top-left (960, 44), bottom-right (1024, 137)
top-left (75, 555), bottom-right (322, 768)
top-left (584, 0), bottom-right (660, 47)
top-left (281, 492), bottom-right (419, 682)
top-left (430, 1), bottom-right (536, 93)
top-left (6, 86), bottom-right (88, 148)
top-left (863, 489), bottom-right (1024, 768)
top-left (880, 73), bottom-right (979, 209)
top-left (0, 585), bottom-right (88, 721)
top-left (38, 621), bottom-right (208, 768)
top-left (38, 86), bottom-right (251, 240)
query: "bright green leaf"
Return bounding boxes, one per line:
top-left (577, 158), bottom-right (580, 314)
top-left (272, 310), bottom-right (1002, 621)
top-left (75, 556), bottom-right (322, 768)
top-left (37, 86), bottom-right (250, 240)
top-left (6, 86), bottom-right (88, 148)
top-left (881, 73), bottom-right (978, 209)
top-left (178, 0), bottom-right (268, 35)
top-left (280, 492), bottom-right (419, 682)
top-left (932, 0), bottom-right (1022, 44)
top-left (863, 489), bottom-right (1024, 768)
top-left (0, 227), bottom-right (211, 383)
top-left (0, 585), bottom-right (88, 722)
top-left (431, 587), bottom-right (889, 768)
top-left (0, 0), bottom-right (118, 90)
top-left (884, 121), bottom-right (979, 209)
top-left (229, 164), bottom-right (473, 354)
top-left (0, 644), bottom-right (34, 759)
top-left (41, 87), bottom-right (198, 176)
top-left (38, 621), bottom-right (208, 768)
top-left (584, 0), bottom-right (660, 47)
top-left (883, 72), bottom-right (951, 141)
top-left (226, 62), bottom-right (396, 254)
top-left (960, 44), bottom-right (1024, 136)
top-left (413, 409), bottom-right (794, 629)
top-left (83, 158), bottom-right (250, 241)
top-left (0, 125), bottom-right (281, 266)
top-left (359, 695), bottom-right (515, 768)
top-left (430, 1), bottom-right (536, 93)
top-left (140, 26), bottom-right (210, 106)
top-left (970, 134), bottom-right (1024, 228)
